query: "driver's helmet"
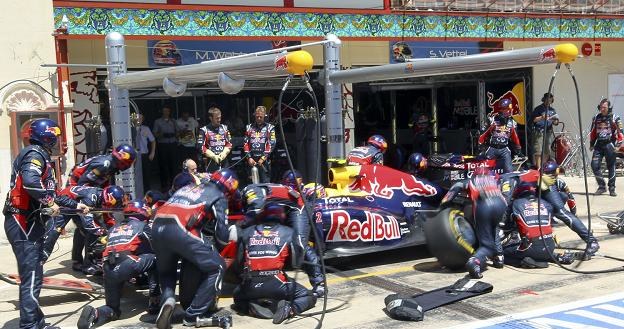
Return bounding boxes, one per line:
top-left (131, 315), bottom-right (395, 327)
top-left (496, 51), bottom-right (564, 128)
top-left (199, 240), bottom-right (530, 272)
top-left (112, 144), bottom-right (137, 170)
top-left (102, 185), bottom-right (125, 208)
top-left (303, 183), bottom-right (327, 199)
top-left (542, 160), bottom-right (559, 177)
top-left (367, 135), bottom-right (388, 153)
top-left (210, 169), bottom-right (239, 196)
top-left (407, 152), bottom-right (427, 175)
top-left (281, 170), bottom-right (303, 190)
top-left (123, 200), bottom-right (152, 222)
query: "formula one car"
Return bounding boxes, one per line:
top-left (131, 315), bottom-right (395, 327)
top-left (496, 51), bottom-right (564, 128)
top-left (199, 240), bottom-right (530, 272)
top-left (305, 155), bottom-right (505, 259)
top-left (310, 162), bottom-right (446, 258)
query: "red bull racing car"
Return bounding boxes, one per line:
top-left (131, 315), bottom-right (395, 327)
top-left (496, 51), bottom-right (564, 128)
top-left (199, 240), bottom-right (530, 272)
top-left (310, 163), bottom-right (449, 257)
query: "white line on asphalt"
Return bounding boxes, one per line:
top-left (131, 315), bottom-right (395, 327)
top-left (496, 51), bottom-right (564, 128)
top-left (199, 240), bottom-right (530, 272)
top-left (593, 304), bottom-right (624, 314)
top-left (453, 292), bottom-right (624, 329)
top-left (528, 318), bottom-right (607, 329)
top-left (567, 309), bottom-right (624, 326)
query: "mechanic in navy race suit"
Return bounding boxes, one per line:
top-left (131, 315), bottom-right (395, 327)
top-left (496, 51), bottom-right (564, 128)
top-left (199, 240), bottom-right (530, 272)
top-left (151, 169), bottom-right (237, 329)
top-left (445, 168), bottom-right (508, 278)
top-left (77, 201), bottom-right (160, 329)
top-left (280, 170), bottom-right (326, 297)
top-left (44, 185), bottom-right (125, 275)
top-left (589, 98), bottom-right (623, 196)
top-left (346, 134), bottom-right (387, 165)
top-left (3, 119), bottom-right (89, 329)
top-left (478, 98), bottom-right (522, 173)
top-left (243, 106), bottom-right (276, 183)
top-left (499, 169), bottom-right (600, 256)
top-left (67, 144), bottom-right (137, 187)
top-left (60, 144), bottom-right (136, 270)
top-left (240, 182), bottom-right (309, 273)
top-left (542, 160), bottom-right (576, 215)
top-left (233, 202), bottom-right (317, 324)
top-left (502, 181), bottom-right (574, 267)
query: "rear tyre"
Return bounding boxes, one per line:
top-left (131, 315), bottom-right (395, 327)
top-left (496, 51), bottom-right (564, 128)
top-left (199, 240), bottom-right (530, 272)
top-left (424, 207), bottom-right (477, 270)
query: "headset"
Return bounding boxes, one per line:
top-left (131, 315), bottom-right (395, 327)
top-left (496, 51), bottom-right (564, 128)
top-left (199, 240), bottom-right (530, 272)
top-left (182, 158), bottom-right (192, 172)
top-left (541, 92), bottom-right (554, 103)
top-left (597, 97), bottom-right (613, 112)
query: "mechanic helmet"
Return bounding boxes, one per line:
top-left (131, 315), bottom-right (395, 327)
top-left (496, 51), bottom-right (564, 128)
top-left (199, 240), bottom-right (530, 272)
top-left (210, 169), bottom-right (239, 196)
top-left (143, 190), bottom-right (165, 207)
top-left (112, 144), bottom-right (137, 170)
top-left (102, 185), bottom-right (125, 208)
top-left (29, 119), bottom-right (61, 151)
top-left (367, 135), bottom-right (388, 153)
top-left (171, 172), bottom-right (197, 194)
top-left (513, 180), bottom-right (538, 198)
top-left (407, 153), bottom-right (428, 175)
top-left (261, 202), bottom-right (286, 224)
top-left (497, 98), bottom-right (513, 117)
top-left (281, 169), bottom-right (303, 190)
top-left (542, 160), bottom-right (560, 177)
top-left (123, 200), bottom-right (152, 222)
top-left (303, 183), bottom-right (327, 199)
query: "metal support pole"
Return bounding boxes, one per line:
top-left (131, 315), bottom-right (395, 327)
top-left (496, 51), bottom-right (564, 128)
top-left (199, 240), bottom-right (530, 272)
top-left (105, 32), bottom-right (136, 197)
top-left (391, 90), bottom-right (397, 144)
top-left (323, 34), bottom-right (344, 159)
top-left (431, 88), bottom-right (439, 153)
top-left (478, 80), bottom-right (486, 130)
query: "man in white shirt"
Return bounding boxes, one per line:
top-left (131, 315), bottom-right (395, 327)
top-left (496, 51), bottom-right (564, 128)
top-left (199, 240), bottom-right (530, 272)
top-left (176, 110), bottom-right (199, 165)
top-left (136, 113), bottom-right (156, 193)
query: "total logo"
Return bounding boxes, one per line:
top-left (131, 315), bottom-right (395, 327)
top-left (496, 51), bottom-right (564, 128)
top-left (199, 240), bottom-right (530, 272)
top-left (326, 210), bottom-right (402, 242)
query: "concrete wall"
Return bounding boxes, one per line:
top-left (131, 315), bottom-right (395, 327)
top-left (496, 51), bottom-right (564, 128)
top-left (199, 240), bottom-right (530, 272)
top-left (0, 0), bottom-right (58, 242)
top-left (506, 41), bottom-right (624, 137)
top-left (68, 39), bottom-right (149, 68)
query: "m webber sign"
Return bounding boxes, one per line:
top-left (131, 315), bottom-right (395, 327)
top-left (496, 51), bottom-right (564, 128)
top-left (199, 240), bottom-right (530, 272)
top-left (147, 40), bottom-right (276, 67)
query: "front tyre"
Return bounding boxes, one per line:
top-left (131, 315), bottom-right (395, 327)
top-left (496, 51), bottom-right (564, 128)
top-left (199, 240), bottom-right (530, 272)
top-left (424, 207), bottom-right (477, 270)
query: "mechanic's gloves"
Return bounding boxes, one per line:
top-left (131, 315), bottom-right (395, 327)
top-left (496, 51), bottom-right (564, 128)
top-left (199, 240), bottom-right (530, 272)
top-left (384, 294), bottom-right (424, 321)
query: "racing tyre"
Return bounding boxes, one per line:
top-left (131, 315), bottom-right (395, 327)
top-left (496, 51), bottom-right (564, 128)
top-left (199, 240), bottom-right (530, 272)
top-left (424, 207), bottom-right (477, 270)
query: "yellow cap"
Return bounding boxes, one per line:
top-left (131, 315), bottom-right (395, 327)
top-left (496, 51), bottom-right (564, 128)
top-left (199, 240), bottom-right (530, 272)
top-left (555, 43), bottom-right (578, 64)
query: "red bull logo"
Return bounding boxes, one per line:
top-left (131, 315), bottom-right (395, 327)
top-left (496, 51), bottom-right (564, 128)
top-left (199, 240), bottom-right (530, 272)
top-left (348, 165), bottom-right (438, 200)
top-left (487, 91), bottom-right (520, 116)
top-left (274, 55), bottom-right (288, 71)
top-left (118, 151), bottom-right (131, 160)
top-left (327, 210), bottom-right (401, 242)
top-left (46, 126), bottom-right (61, 136)
top-left (539, 47), bottom-right (556, 62)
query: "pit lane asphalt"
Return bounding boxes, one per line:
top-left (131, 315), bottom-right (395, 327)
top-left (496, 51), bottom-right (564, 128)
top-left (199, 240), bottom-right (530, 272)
top-left (1, 176), bottom-right (624, 329)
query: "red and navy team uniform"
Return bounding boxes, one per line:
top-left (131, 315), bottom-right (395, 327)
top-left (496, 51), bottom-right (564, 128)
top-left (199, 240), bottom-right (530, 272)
top-left (233, 223), bottom-right (316, 317)
top-left (91, 217), bottom-right (158, 324)
top-left (478, 115), bottom-right (521, 173)
top-left (152, 182), bottom-right (229, 321)
top-left (242, 184), bottom-right (323, 288)
top-left (197, 124), bottom-right (232, 172)
top-left (243, 122), bottom-right (276, 183)
top-left (346, 145), bottom-right (383, 165)
top-left (589, 112), bottom-right (624, 192)
top-left (503, 196), bottom-right (555, 265)
top-left (3, 145), bottom-right (78, 329)
top-left (68, 155), bottom-right (117, 187)
top-left (43, 186), bottom-right (115, 270)
top-left (500, 170), bottom-right (596, 246)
